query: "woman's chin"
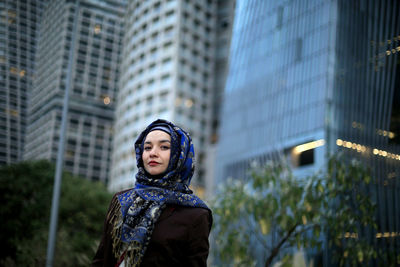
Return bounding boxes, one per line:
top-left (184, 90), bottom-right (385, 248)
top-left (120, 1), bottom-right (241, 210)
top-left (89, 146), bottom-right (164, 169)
top-left (145, 167), bottom-right (167, 177)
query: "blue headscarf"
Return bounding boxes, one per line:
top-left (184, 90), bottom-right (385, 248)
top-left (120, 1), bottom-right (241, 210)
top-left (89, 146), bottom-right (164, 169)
top-left (113, 119), bottom-right (209, 266)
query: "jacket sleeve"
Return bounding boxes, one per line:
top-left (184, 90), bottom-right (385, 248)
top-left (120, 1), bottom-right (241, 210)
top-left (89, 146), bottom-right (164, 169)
top-left (91, 193), bottom-right (120, 267)
top-left (185, 209), bottom-right (213, 267)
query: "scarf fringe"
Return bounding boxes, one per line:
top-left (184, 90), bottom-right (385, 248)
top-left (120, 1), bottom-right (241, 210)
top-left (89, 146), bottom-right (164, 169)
top-left (125, 243), bottom-right (142, 267)
top-left (109, 195), bottom-right (143, 266)
top-left (108, 196), bottom-right (124, 263)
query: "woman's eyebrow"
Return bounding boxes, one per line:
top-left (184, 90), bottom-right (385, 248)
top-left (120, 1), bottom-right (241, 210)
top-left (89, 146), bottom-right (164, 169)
top-left (144, 140), bottom-right (171, 144)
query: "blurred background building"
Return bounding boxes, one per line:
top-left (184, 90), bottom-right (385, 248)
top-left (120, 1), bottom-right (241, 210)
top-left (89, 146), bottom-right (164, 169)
top-left (109, 0), bottom-right (235, 195)
top-left (0, 0), bottom-right (45, 165)
top-left (217, 0), bottom-right (399, 264)
top-left (24, 0), bottom-right (125, 184)
top-left (2, 0), bottom-right (399, 264)
top-left (3, 0), bottom-right (235, 196)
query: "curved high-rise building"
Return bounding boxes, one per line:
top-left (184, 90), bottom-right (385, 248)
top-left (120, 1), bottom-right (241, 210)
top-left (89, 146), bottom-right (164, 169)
top-left (109, 0), bottom-right (234, 195)
top-left (217, 0), bottom-right (399, 265)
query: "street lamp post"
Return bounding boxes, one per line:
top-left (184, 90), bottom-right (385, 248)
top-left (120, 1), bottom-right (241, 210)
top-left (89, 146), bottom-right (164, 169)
top-left (45, 1), bottom-right (79, 266)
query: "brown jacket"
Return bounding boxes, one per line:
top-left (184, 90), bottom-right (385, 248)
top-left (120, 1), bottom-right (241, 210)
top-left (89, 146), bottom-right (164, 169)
top-left (92, 191), bottom-right (213, 267)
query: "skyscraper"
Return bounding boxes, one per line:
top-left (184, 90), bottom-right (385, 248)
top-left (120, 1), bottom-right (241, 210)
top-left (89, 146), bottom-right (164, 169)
top-left (217, 0), bottom-right (399, 264)
top-left (109, 0), bottom-right (234, 195)
top-left (24, 0), bottom-right (125, 183)
top-left (0, 0), bottom-right (45, 165)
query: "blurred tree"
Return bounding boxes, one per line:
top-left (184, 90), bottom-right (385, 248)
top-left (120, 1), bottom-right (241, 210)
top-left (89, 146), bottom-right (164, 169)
top-left (0, 160), bottom-right (112, 266)
top-left (212, 157), bottom-right (378, 267)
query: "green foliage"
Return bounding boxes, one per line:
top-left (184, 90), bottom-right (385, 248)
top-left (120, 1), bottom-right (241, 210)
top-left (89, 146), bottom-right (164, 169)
top-left (325, 158), bottom-right (377, 266)
top-left (212, 157), bottom-right (377, 267)
top-left (0, 160), bottom-right (112, 266)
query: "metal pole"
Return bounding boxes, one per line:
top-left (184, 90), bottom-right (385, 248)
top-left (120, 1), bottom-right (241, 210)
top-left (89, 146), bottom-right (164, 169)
top-left (46, 1), bottom-right (79, 266)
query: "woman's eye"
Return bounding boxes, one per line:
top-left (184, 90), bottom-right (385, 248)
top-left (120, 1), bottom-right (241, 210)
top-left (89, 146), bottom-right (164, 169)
top-left (144, 147), bottom-right (151, 151)
top-left (161, 146), bottom-right (170, 150)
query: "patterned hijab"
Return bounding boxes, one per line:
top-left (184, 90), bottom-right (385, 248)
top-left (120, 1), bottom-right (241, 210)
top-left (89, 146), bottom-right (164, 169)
top-left (112, 119), bottom-right (209, 266)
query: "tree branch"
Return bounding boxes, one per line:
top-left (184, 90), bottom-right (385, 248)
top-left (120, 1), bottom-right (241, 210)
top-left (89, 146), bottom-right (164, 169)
top-left (243, 216), bottom-right (270, 251)
top-left (265, 223), bottom-right (299, 267)
top-left (292, 223), bottom-right (319, 237)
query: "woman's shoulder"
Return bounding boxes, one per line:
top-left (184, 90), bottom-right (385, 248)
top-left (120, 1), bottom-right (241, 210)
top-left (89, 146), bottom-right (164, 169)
top-left (168, 205), bottom-right (212, 228)
top-left (171, 204), bottom-right (210, 215)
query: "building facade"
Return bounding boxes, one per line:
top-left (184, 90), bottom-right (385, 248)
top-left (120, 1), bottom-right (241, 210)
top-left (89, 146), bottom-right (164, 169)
top-left (217, 0), bottom-right (399, 265)
top-left (0, 0), bottom-right (45, 165)
top-left (109, 0), bottom-right (234, 195)
top-left (24, 0), bottom-right (125, 183)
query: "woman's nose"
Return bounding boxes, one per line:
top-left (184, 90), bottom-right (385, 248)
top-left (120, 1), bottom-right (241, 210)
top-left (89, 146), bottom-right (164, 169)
top-left (149, 148), bottom-right (158, 157)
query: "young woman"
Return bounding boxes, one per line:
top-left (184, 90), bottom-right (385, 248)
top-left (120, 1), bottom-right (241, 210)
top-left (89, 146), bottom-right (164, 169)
top-left (92, 119), bottom-right (212, 267)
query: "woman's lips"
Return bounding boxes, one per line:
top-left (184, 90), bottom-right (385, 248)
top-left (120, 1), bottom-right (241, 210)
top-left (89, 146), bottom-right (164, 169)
top-left (148, 161), bottom-right (159, 166)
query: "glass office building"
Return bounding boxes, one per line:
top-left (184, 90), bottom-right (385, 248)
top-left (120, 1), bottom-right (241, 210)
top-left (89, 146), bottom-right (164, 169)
top-left (0, 0), bottom-right (45, 165)
top-left (24, 0), bottom-right (125, 183)
top-left (217, 0), bottom-right (399, 264)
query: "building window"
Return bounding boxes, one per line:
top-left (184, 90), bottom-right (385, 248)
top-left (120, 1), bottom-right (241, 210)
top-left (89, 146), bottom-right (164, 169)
top-left (163, 41), bottom-right (172, 49)
top-left (299, 149), bottom-right (314, 166)
top-left (295, 38), bottom-right (303, 62)
top-left (389, 80), bottom-right (400, 144)
top-left (291, 147), bottom-right (314, 167)
top-left (166, 10), bottom-right (174, 18)
top-left (151, 32), bottom-right (159, 41)
top-left (290, 140), bottom-right (324, 167)
top-left (165, 26), bottom-right (174, 37)
top-left (163, 57), bottom-right (172, 64)
top-left (276, 6), bottom-right (283, 29)
top-left (161, 74), bottom-right (171, 84)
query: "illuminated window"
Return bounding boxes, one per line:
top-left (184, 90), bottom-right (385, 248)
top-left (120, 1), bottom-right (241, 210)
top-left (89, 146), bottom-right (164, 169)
top-left (94, 25), bottom-right (101, 34)
top-left (291, 140), bottom-right (324, 167)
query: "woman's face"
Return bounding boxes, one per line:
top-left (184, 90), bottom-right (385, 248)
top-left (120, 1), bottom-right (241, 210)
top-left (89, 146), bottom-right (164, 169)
top-left (142, 130), bottom-right (171, 176)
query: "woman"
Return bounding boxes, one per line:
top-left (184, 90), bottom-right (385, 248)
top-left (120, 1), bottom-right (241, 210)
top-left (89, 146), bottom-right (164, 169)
top-left (92, 119), bottom-right (212, 267)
